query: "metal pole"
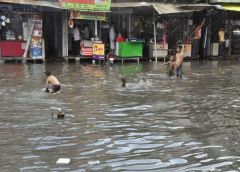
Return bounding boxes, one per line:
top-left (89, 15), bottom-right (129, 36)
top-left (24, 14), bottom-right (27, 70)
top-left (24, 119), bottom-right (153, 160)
top-left (153, 13), bottom-right (157, 62)
top-left (128, 14), bottom-right (131, 38)
top-left (95, 20), bottom-right (98, 36)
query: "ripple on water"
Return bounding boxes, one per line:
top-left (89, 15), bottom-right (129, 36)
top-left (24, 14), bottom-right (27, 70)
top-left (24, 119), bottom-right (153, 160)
top-left (108, 158), bottom-right (188, 171)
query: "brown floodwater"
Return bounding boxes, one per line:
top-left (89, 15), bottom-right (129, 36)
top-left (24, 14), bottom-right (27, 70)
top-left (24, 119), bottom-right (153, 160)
top-left (0, 60), bottom-right (240, 172)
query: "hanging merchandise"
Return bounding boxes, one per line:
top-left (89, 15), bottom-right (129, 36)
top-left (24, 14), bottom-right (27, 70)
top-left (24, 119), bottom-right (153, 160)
top-left (0, 15), bottom-right (10, 27)
top-left (30, 15), bottom-right (43, 59)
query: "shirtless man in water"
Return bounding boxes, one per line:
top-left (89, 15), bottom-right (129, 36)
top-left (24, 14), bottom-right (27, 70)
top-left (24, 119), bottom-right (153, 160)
top-left (45, 71), bottom-right (61, 93)
top-left (173, 45), bottom-right (184, 78)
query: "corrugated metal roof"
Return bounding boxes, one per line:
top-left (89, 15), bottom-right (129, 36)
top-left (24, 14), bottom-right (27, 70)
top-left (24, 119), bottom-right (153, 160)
top-left (0, 0), bottom-right (61, 8)
top-left (153, 3), bottom-right (184, 14)
top-left (111, 2), bottom-right (190, 14)
top-left (178, 3), bottom-right (222, 11)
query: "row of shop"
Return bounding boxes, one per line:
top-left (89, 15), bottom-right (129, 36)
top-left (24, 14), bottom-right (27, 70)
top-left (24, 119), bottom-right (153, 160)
top-left (1, 1), bottom-right (240, 62)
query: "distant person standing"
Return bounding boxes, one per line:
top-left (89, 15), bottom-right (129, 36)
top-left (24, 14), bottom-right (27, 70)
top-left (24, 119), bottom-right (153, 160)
top-left (224, 34), bottom-right (229, 58)
top-left (82, 25), bottom-right (89, 39)
top-left (116, 33), bottom-right (125, 56)
top-left (73, 25), bottom-right (81, 56)
top-left (191, 18), bottom-right (205, 58)
top-left (116, 33), bottom-right (125, 42)
top-left (218, 27), bottom-right (225, 57)
top-left (109, 24), bottom-right (116, 53)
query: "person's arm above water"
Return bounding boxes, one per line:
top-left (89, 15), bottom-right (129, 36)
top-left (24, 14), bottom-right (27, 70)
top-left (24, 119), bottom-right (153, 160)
top-left (199, 18), bottom-right (205, 28)
top-left (161, 60), bottom-right (170, 66)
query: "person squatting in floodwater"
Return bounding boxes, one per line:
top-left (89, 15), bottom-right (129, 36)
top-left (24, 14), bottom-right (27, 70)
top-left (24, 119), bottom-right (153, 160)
top-left (162, 55), bottom-right (175, 76)
top-left (45, 71), bottom-right (61, 93)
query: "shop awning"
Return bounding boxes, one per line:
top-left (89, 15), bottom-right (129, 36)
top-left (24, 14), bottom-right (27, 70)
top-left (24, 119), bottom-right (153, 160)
top-left (177, 3), bottom-right (221, 11)
top-left (0, 0), bottom-right (61, 9)
top-left (222, 4), bottom-right (240, 12)
top-left (111, 2), bottom-right (193, 15)
top-left (153, 3), bottom-right (188, 14)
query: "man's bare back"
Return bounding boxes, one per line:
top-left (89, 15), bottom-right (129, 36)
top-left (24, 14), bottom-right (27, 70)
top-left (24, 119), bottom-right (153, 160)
top-left (47, 75), bottom-right (60, 85)
top-left (45, 71), bottom-right (61, 93)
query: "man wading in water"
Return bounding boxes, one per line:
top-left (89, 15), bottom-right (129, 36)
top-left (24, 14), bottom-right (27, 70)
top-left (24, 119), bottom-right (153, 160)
top-left (45, 71), bottom-right (61, 93)
top-left (173, 45), bottom-right (184, 78)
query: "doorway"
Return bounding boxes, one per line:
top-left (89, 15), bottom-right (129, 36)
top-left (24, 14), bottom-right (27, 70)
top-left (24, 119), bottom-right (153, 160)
top-left (42, 12), bottom-right (62, 59)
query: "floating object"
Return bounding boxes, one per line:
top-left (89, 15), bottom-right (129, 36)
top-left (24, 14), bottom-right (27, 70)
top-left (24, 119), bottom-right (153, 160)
top-left (88, 160), bottom-right (100, 165)
top-left (6, 18), bottom-right (10, 23)
top-left (56, 158), bottom-right (70, 164)
top-left (50, 107), bottom-right (65, 119)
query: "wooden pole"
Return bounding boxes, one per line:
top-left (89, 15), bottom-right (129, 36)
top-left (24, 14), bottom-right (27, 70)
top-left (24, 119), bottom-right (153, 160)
top-left (23, 22), bottom-right (34, 62)
top-left (153, 12), bottom-right (157, 62)
top-left (95, 20), bottom-right (98, 36)
top-left (42, 38), bottom-right (45, 62)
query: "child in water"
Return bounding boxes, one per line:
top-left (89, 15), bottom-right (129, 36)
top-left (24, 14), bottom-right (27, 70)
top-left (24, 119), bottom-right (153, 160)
top-left (162, 55), bottom-right (175, 76)
top-left (45, 71), bottom-right (61, 93)
top-left (121, 77), bottom-right (126, 87)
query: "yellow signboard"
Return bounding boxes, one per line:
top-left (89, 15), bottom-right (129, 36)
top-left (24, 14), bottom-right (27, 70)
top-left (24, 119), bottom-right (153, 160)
top-left (93, 43), bottom-right (105, 56)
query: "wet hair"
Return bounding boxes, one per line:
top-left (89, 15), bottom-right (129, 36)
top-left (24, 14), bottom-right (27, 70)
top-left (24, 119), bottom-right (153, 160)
top-left (45, 71), bottom-right (52, 76)
top-left (177, 45), bottom-right (182, 49)
top-left (121, 77), bottom-right (126, 87)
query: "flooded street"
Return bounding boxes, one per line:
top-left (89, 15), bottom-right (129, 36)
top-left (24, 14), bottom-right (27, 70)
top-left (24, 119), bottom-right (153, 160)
top-left (0, 60), bottom-right (240, 171)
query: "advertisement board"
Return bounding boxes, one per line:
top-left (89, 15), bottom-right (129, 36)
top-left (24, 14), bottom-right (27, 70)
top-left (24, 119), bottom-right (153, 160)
top-left (61, 0), bottom-right (111, 12)
top-left (31, 15), bottom-right (43, 59)
top-left (70, 11), bottom-right (105, 21)
top-left (92, 43), bottom-right (105, 59)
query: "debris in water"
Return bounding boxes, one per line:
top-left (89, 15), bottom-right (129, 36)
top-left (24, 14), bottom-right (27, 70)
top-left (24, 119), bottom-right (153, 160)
top-left (50, 107), bottom-right (65, 119)
top-left (56, 158), bottom-right (70, 164)
top-left (88, 160), bottom-right (100, 165)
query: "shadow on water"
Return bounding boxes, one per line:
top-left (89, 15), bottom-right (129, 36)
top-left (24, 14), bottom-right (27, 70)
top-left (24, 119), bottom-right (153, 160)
top-left (0, 61), bottom-right (240, 171)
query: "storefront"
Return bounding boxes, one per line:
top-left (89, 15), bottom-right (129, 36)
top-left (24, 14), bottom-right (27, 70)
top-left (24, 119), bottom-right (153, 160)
top-left (110, 3), bottom-right (193, 61)
top-left (0, 4), bottom-right (40, 59)
top-left (205, 7), bottom-right (240, 58)
top-left (61, 0), bottom-right (111, 59)
top-left (0, 2), bottom-right (63, 60)
top-left (68, 10), bottom-right (105, 58)
top-left (218, 5), bottom-right (240, 57)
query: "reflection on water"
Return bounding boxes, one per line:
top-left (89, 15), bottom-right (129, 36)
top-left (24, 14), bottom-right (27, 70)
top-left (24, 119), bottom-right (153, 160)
top-left (0, 61), bottom-right (240, 171)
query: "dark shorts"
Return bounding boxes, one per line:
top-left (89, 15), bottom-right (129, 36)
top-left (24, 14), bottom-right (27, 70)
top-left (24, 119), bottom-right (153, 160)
top-left (46, 84), bottom-right (61, 93)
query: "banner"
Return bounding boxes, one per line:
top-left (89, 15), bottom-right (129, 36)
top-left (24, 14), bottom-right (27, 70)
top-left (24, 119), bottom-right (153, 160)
top-left (61, 0), bottom-right (111, 12)
top-left (92, 43), bottom-right (105, 59)
top-left (70, 11), bottom-right (105, 21)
